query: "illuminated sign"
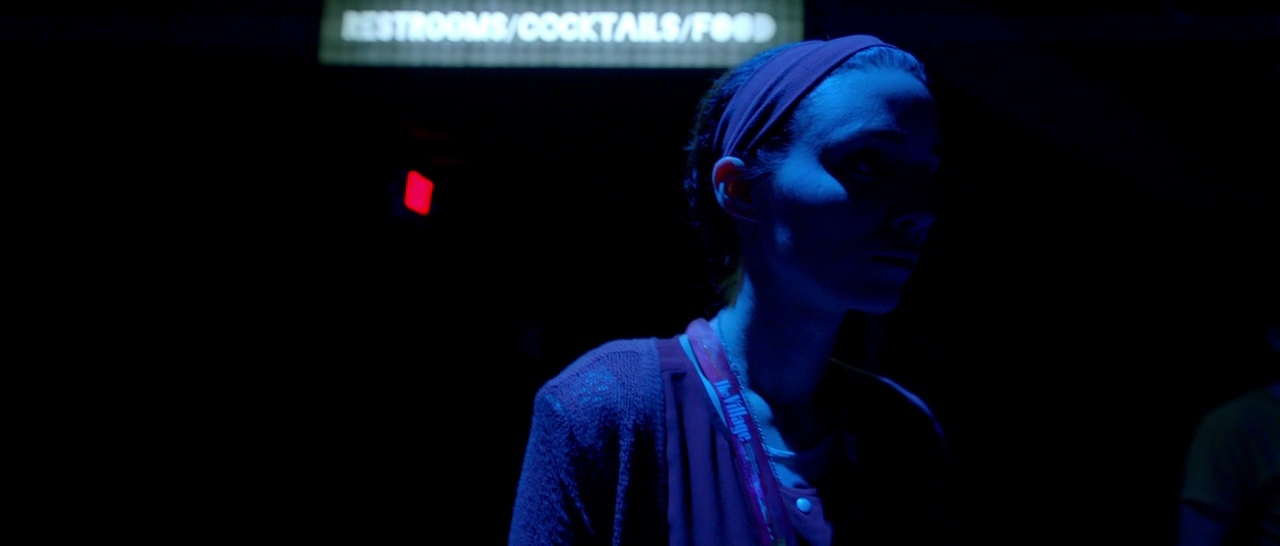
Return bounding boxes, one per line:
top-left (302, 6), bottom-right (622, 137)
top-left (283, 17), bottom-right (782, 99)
top-left (319, 0), bottom-right (803, 68)
top-left (404, 170), bottom-right (435, 216)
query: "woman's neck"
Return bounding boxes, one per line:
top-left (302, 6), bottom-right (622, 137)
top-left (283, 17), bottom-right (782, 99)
top-left (712, 274), bottom-right (845, 412)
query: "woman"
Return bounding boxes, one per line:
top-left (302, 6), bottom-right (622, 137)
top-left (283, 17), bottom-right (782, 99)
top-left (510, 34), bottom-right (948, 545)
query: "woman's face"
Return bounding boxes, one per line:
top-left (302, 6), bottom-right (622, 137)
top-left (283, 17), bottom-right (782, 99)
top-left (749, 67), bottom-right (940, 314)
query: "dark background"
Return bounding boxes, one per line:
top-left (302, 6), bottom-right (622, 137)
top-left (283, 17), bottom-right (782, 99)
top-left (11, 1), bottom-right (1278, 543)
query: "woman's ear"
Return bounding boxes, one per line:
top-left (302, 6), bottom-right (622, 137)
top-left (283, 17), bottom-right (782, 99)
top-left (712, 156), bottom-right (757, 223)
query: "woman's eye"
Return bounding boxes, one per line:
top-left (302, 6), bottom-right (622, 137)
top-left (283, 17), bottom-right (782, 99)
top-left (840, 153), bottom-right (884, 180)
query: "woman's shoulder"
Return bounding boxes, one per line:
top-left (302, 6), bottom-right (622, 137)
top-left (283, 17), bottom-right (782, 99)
top-left (514, 338), bottom-right (673, 544)
top-left (839, 366), bottom-right (941, 436)
top-left (842, 368), bottom-right (949, 472)
top-left (540, 337), bottom-right (663, 394)
top-left (861, 373), bottom-right (943, 438)
top-left (533, 337), bottom-right (672, 434)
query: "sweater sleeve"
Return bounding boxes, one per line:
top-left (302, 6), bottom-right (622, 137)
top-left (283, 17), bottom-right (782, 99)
top-left (508, 339), bottom-right (667, 546)
top-left (509, 387), bottom-right (597, 545)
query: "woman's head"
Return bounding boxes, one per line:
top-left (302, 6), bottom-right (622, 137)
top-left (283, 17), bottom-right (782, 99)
top-left (685, 35), bottom-right (938, 314)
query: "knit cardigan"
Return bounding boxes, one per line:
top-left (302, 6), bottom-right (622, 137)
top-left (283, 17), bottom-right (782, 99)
top-left (509, 336), bottom-right (946, 546)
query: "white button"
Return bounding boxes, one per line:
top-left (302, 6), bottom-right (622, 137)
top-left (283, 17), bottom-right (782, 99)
top-left (795, 497), bottom-right (812, 514)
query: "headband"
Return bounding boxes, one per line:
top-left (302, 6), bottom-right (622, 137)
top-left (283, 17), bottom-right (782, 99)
top-left (713, 34), bottom-right (896, 159)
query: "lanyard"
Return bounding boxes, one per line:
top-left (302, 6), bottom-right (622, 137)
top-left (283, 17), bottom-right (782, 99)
top-left (685, 318), bottom-right (797, 546)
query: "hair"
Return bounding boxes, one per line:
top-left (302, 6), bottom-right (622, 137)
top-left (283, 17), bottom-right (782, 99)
top-left (682, 44), bottom-right (930, 312)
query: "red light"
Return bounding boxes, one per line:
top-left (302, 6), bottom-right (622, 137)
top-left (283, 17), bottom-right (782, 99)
top-left (404, 170), bottom-right (434, 216)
